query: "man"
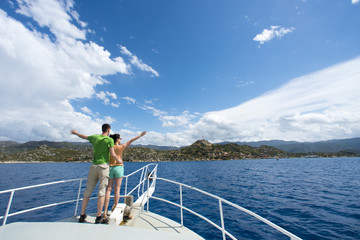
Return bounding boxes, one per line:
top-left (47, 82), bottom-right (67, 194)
top-left (71, 123), bottom-right (122, 224)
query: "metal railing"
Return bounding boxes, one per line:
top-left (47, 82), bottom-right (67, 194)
top-left (0, 164), bottom-right (157, 226)
top-left (148, 177), bottom-right (302, 240)
top-left (0, 178), bottom-right (87, 226)
top-left (0, 163), bottom-right (301, 240)
top-left (124, 163), bottom-right (157, 198)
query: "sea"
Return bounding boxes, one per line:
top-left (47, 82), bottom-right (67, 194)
top-left (0, 157), bottom-right (359, 240)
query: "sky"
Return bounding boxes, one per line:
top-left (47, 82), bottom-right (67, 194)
top-left (0, 0), bottom-right (360, 146)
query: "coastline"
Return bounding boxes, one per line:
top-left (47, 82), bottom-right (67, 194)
top-left (1, 156), bottom-right (354, 164)
top-left (0, 160), bottom-right (89, 164)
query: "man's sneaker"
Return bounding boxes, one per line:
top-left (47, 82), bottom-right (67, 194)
top-left (95, 215), bottom-right (109, 224)
top-left (78, 214), bottom-right (87, 223)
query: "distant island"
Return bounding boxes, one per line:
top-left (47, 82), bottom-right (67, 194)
top-left (0, 138), bottom-right (359, 163)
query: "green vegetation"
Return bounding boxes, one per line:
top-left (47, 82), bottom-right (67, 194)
top-left (0, 139), bottom-right (357, 163)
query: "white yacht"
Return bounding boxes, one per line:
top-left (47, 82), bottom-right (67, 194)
top-left (0, 163), bottom-right (301, 240)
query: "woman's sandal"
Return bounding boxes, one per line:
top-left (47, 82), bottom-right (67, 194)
top-left (111, 204), bottom-right (117, 212)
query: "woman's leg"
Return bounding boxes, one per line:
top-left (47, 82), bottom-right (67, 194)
top-left (113, 177), bottom-right (123, 207)
top-left (104, 178), bottom-right (114, 215)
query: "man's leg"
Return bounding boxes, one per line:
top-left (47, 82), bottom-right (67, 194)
top-left (97, 195), bottom-right (105, 217)
top-left (81, 196), bottom-right (90, 215)
top-left (104, 178), bottom-right (114, 215)
top-left (79, 165), bottom-right (97, 222)
top-left (96, 163), bottom-right (109, 218)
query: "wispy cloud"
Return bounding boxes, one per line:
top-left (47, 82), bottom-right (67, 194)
top-left (111, 103), bottom-right (120, 108)
top-left (119, 45), bottom-right (159, 77)
top-left (236, 80), bottom-right (255, 87)
top-left (121, 96), bottom-right (136, 104)
top-left (81, 106), bottom-right (95, 116)
top-left (134, 57), bottom-right (360, 146)
top-left (253, 26), bottom-right (295, 45)
top-left (96, 91), bottom-right (117, 105)
top-left (186, 57), bottom-right (360, 143)
top-left (352, 0), bottom-right (359, 4)
top-left (138, 104), bottom-right (199, 128)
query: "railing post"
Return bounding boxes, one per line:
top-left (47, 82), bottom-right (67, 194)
top-left (146, 176), bottom-right (150, 212)
top-left (219, 199), bottom-right (226, 240)
top-left (138, 168), bottom-right (144, 198)
top-left (3, 191), bottom-right (14, 226)
top-left (74, 179), bottom-right (83, 217)
top-left (142, 166), bottom-right (148, 194)
top-left (180, 185), bottom-right (183, 227)
top-left (124, 176), bottom-right (128, 195)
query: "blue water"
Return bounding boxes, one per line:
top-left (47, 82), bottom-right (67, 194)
top-left (0, 158), bottom-right (359, 239)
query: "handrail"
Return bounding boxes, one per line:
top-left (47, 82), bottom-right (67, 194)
top-left (0, 164), bottom-right (157, 226)
top-left (150, 177), bottom-right (302, 240)
top-left (0, 164), bottom-right (301, 240)
top-left (124, 164), bottom-right (157, 198)
top-left (0, 178), bottom-right (87, 195)
top-left (150, 195), bottom-right (237, 240)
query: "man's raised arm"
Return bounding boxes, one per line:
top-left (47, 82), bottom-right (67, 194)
top-left (70, 129), bottom-right (88, 140)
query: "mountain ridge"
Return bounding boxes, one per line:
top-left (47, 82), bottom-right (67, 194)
top-left (1, 137), bottom-right (359, 154)
top-left (1, 138), bottom-right (359, 163)
top-left (219, 137), bottom-right (360, 153)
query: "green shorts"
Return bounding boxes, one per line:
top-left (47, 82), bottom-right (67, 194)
top-left (109, 165), bottom-right (124, 179)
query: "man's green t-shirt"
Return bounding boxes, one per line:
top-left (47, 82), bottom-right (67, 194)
top-left (87, 135), bottom-right (114, 165)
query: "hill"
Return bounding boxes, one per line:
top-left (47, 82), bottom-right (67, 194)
top-left (223, 138), bottom-right (360, 153)
top-left (0, 139), bottom-right (290, 163)
top-left (1, 138), bottom-right (359, 163)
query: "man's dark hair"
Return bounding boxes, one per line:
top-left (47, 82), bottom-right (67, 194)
top-left (102, 123), bottom-right (111, 133)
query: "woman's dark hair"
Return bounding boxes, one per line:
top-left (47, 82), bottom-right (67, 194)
top-left (110, 133), bottom-right (120, 142)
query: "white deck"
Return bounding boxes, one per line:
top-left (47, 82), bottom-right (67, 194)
top-left (125, 206), bottom-right (204, 239)
top-left (0, 221), bottom-right (202, 240)
top-left (54, 205), bottom-right (204, 240)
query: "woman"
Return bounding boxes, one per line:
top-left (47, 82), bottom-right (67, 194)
top-left (104, 131), bottom-right (147, 216)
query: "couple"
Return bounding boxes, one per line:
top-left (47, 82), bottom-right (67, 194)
top-left (71, 123), bottom-right (146, 224)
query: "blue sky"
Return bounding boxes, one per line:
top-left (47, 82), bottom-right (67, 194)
top-left (0, 0), bottom-right (359, 146)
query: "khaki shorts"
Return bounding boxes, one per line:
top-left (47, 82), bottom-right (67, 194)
top-left (83, 163), bottom-right (109, 197)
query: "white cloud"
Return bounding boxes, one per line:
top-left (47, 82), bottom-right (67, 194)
top-left (0, 1), bottom-right (156, 142)
top-left (138, 105), bottom-right (167, 118)
top-left (132, 57), bottom-right (360, 147)
top-left (236, 80), bottom-right (255, 87)
top-left (123, 122), bottom-right (138, 130)
top-left (107, 91), bottom-right (117, 100)
top-left (119, 45), bottom-right (160, 77)
top-left (144, 98), bottom-right (158, 105)
top-left (352, 0), bottom-right (359, 4)
top-left (1, 0), bottom-right (359, 148)
top-left (253, 26), bottom-right (295, 45)
top-left (111, 103), bottom-right (120, 108)
top-left (138, 104), bottom-right (199, 128)
top-left (16, 0), bottom-right (86, 41)
top-left (160, 111), bottom-right (197, 128)
top-left (122, 96), bottom-right (136, 104)
top-left (184, 57), bottom-right (360, 144)
top-left (102, 116), bottom-right (116, 124)
top-left (81, 106), bottom-right (94, 116)
top-left (95, 91), bottom-right (117, 106)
